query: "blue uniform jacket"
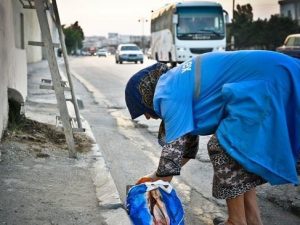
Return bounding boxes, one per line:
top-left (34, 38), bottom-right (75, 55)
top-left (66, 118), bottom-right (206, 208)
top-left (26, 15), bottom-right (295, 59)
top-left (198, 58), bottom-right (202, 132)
top-left (153, 50), bottom-right (300, 185)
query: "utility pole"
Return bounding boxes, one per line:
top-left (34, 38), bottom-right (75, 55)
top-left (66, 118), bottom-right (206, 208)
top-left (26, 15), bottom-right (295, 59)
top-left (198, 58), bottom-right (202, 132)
top-left (233, 0), bottom-right (235, 21)
top-left (231, 0), bottom-right (236, 50)
top-left (138, 17), bottom-right (148, 53)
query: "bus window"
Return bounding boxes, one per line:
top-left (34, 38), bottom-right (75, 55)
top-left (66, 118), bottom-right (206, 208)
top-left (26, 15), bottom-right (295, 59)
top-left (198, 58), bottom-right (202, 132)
top-left (176, 6), bottom-right (224, 40)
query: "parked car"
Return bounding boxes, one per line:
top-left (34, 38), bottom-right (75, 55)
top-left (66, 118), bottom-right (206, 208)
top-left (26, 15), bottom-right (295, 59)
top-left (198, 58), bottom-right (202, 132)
top-left (81, 51), bottom-right (91, 56)
top-left (97, 49), bottom-right (109, 57)
top-left (115, 44), bottom-right (143, 64)
top-left (276, 34), bottom-right (300, 59)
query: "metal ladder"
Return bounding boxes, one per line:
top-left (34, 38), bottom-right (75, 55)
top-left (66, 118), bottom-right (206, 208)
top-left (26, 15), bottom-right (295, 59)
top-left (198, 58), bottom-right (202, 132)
top-left (19, 0), bottom-right (84, 158)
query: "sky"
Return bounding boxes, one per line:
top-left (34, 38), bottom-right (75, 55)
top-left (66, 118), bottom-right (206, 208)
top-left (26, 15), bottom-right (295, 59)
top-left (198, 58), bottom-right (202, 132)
top-left (56, 0), bottom-right (280, 37)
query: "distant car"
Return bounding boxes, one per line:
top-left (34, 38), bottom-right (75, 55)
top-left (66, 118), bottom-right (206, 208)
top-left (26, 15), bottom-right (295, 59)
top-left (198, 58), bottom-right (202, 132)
top-left (97, 49), bottom-right (109, 57)
top-left (81, 51), bottom-right (91, 56)
top-left (115, 44), bottom-right (144, 64)
top-left (276, 34), bottom-right (300, 59)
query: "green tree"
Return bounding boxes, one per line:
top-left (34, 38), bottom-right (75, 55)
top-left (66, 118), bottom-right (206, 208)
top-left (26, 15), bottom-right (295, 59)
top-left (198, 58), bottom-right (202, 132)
top-left (233, 4), bottom-right (253, 23)
top-left (229, 4), bottom-right (300, 50)
top-left (63, 21), bottom-right (84, 54)
top-left (251, 18), bottom-right (268, 49)
top-left (263, 15), bottom-right (299, 50)
top-left (231, 4), bottom-right (254, 49)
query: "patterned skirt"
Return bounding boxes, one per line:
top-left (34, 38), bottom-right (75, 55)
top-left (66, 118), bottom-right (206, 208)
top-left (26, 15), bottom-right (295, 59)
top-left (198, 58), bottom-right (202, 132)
top-left (207, 135), bottom-right (266, 199)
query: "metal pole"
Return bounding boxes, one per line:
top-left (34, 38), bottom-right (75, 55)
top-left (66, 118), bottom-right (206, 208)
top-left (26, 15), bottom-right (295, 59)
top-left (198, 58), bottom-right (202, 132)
top-left (233, 0), bottom-right (235, 21)
top-left (138, 18), bottom-right (148, 53)
top-left (142, 19), bottom-right (144, 53)
top-left (231, 0), bottom-right (235, 50)
top-left (52, 0), bottom-right (83, 129)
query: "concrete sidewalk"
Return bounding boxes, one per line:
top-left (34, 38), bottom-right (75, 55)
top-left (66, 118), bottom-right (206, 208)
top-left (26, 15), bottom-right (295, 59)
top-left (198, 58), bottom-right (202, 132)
top-left (0, 60), bottom-right (131, 225)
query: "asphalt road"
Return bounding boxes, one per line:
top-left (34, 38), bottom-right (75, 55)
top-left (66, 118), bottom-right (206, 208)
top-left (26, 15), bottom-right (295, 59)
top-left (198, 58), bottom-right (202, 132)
top-left (69, 55), bottom-right (300, 225)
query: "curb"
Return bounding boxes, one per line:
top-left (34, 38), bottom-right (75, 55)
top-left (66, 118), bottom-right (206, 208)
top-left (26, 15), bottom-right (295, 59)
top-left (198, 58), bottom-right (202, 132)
top-left (66, 69), bottom-right (132, 225)
top-left (83, 119), bottom-right (132, 225)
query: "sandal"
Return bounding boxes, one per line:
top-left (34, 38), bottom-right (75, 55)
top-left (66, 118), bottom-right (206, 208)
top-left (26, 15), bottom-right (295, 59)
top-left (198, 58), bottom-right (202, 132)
top-left (213, 217), bottom-right (226, 225)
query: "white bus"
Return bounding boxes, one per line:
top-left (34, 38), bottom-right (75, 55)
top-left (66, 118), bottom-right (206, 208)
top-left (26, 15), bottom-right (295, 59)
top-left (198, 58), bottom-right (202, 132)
top-left (150, 1), bottom-right (228, 66)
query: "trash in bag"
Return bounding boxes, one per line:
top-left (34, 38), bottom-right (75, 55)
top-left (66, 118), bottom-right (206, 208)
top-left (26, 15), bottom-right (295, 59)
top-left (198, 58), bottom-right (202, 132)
top-left (126, 180), bottom-right (184, 225)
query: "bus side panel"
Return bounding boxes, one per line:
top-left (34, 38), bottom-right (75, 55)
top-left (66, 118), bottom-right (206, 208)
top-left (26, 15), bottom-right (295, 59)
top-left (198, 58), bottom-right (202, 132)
top-left (151, 29), bottom-right (175, 62)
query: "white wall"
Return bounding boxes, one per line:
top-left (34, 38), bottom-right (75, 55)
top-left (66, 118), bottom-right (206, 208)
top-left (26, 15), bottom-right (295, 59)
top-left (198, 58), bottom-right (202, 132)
top-left (10, 0), bottom-right (27, 98)
top-left (11, 0), bottom-right (43, 63)
top-left (0, 0), bottom-right (43, 139)
top-left (0, 0), bottom-right (10, 137)
top-left (0, 0), bottom-right (27, 138)
top-left (0, 0), bottom-right (59, 140)
top-left (24, 9), bottom-right (43, 63)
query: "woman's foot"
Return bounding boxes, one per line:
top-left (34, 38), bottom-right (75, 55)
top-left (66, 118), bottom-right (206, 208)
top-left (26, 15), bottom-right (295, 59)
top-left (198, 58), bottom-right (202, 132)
top-left (213, 217), bottom-right (226, 225)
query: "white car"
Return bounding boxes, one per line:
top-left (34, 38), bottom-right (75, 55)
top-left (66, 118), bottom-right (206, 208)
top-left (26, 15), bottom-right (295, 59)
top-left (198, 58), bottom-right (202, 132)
top-left (97, 49), bottom-right (109, 57)
top-left (115, 44), bottom-right (144, 64)
top-left (276, 34), bottom-right (300, 59)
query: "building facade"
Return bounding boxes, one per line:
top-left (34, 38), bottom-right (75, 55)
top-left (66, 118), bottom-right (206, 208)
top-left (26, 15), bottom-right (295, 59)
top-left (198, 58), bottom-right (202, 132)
top-left (0, 0), bottom-right (58, 140)
top-left (279, 0), bottom-right (300, 25)
top-left (83, 34), bottom-right (151, 54)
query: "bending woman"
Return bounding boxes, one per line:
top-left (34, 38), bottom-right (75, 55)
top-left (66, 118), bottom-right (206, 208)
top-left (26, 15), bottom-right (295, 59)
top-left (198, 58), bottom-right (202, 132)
top-left (125, 50), bottom-right (300, 225)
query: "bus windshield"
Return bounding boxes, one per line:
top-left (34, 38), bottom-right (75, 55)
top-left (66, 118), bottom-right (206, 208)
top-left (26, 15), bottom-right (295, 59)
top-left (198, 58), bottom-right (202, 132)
top-left (176, 6), bottom-right (225, 40)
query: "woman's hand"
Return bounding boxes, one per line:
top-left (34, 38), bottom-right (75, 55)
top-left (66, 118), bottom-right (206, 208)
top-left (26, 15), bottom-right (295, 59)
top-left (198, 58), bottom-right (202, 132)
top-left (136, 172), bottom-right (173, 184)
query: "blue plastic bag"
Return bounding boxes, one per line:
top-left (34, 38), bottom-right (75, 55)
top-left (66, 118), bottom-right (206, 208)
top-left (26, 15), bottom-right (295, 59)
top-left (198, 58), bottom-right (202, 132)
top-left (126, 180), bottom-right (184, 225)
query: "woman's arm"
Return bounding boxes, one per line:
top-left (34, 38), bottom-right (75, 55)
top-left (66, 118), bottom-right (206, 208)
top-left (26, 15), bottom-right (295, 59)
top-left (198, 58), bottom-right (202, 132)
top-left (136, 122), bottom-right (199, 184)
top-left (156, 134), bottom-right (198, 177)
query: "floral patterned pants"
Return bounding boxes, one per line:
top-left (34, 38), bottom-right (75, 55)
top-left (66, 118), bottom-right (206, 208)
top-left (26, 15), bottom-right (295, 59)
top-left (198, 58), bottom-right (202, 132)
top-left (207, 135), bottom-right (266, 199)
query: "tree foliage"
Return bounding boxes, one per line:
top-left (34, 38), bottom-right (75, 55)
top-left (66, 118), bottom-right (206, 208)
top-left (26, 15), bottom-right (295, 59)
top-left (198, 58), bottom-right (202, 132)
top-left (231, 4), bottom-right (254, 48)
top-left (62, 21), bottom-right (84, 54)
top-left (228, 4), bottom-right (300, 50)
top-left (263, 15), bottom-right (299, 49)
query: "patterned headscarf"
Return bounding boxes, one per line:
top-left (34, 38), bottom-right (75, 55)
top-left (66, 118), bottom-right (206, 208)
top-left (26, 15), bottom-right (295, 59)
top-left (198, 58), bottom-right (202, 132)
top-left (125, 63), bottom-right (169, 119)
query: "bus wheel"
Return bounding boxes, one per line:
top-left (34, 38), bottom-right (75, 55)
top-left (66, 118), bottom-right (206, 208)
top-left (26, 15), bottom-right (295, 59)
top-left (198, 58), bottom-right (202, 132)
top-left (169, 53), bottom-right (176, 67)
top-left (171, 62), bottom-right (177, 68)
